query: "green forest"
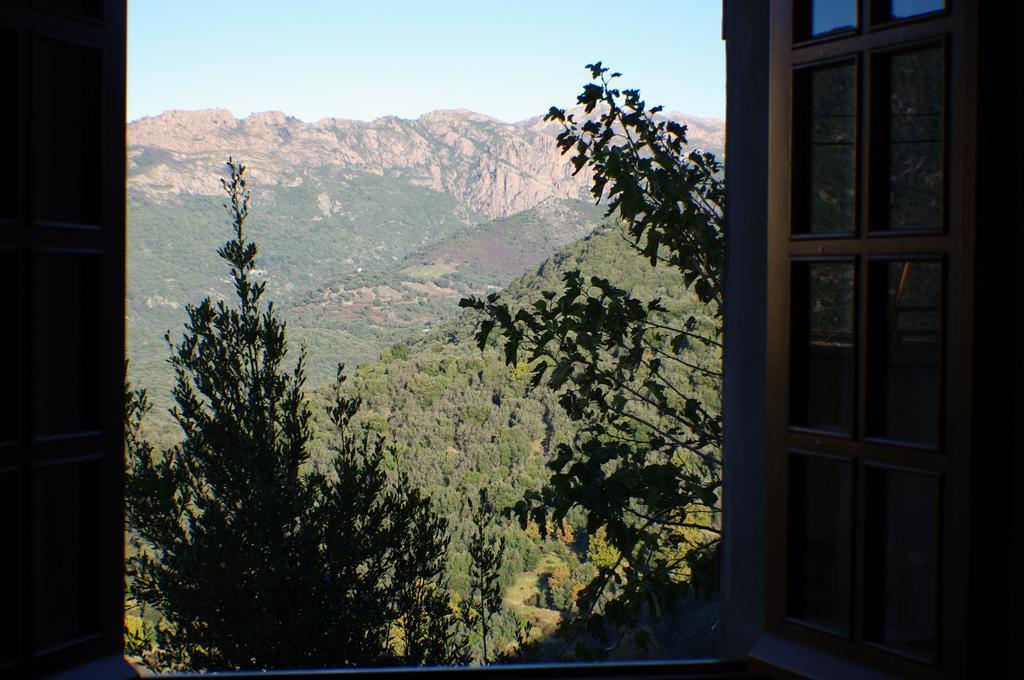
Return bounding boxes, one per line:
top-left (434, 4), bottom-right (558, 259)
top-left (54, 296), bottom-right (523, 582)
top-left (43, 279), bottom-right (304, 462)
top-left (125, 66), bottom-right (724, 672)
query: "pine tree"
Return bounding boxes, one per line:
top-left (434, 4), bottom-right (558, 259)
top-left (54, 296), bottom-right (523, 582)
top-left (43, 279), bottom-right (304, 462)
top-left (125, 159), bottom-right (465, 671)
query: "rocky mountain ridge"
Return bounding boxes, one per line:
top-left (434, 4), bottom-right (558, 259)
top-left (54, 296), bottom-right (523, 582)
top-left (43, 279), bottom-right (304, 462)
top-left (129, 106), bottom-right (724, 219)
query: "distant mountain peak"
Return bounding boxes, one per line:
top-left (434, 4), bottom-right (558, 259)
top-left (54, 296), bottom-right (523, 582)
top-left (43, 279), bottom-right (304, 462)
top-left (518, 104), bottom-right (724, 154)
top-left (128, 106), bottom-right (724, 218)
top-left (242, 110), bottom-right (296, 126)
top-left (134, 108), bottom-right (238, 127)
top-left (419, 108), bottom-right (498, 122)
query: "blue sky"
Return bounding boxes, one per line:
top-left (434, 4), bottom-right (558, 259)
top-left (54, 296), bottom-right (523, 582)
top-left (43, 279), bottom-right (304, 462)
top-left (128, 1), bottom-right (724, 124)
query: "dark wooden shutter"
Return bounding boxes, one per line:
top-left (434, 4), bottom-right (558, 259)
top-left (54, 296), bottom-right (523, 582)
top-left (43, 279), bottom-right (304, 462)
top-left (0, 0), bottom-right (130, 676)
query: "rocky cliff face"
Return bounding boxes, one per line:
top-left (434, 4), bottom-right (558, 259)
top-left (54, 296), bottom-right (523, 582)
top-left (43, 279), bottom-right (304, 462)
top-left (128, 107), bottom-right (724, 219)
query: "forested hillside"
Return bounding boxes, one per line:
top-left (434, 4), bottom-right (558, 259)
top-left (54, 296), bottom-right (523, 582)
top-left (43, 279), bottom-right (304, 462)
top-left (128, 215), bottom-right (721, 662)
top-left (326, 223), bottom-right (721, 658)
top-left (128, 194), bottom-right (608, 428)
top-left (127, 171), bottom-right (476, 394)
top-left (286, 197), bottom-right (607, 384)
top-left (125, 103), bottom-right (726, 663)
top-left (127, 107), bottom-right (722, 406)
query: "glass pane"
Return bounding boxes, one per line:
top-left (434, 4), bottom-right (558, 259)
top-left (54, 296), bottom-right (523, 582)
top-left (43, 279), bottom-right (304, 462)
top-left (1, 28), bottom-right (16, 221)
top-left (882, 47), bottom-right (944, 231)
top-left (890, 0), bottom-right (944, 19)
top-left (1, 471), bottom-right (18, 663)
top-left (0, 251), bottom-right (16, 444)
top-left (868, 261), bottom-right (941, 446)
top-left (865, 468), bottom-right (939, 660)
top-left (32, 252), bottom-right (102, 437)
top-left (791, 262), bottom-right (855, 433)
top-left (809, 0), bottom-right (858, 37)
top-left (795, 63), bottom-right (856, 234)
top-left (32, 37), bottom-right (102, 226)
top-left (32, 460), bottom-right (101, 651)
top-left (787, 454), bottom-right (852, 633)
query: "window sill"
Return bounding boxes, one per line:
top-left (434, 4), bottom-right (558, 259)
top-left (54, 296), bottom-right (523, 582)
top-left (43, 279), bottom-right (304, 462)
top-left (748, 635), bottom-right (898, 680)
top-left (42, 654), bottom-right (140, 680)
top-left (169, 658), bottom-right (754, 679)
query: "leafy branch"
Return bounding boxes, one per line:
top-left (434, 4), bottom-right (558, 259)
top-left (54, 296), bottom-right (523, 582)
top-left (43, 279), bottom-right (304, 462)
top-left (460, 63), bottom-right (724, 657)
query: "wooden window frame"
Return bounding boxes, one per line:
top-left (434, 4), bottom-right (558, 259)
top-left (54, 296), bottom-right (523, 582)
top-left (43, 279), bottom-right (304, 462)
top-left (8, 0), bottom-right (1007, 675)
top-left (0, 0), bottom-right (129, 676)
top-left (762, 0), bottom-right (976, 677)
top-left (0, 1), bottom-right (759, 677)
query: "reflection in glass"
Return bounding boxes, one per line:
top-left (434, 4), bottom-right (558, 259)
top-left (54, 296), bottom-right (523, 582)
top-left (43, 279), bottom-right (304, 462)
top-left (890, 0), bottom-right (944, 19)
top-left (797, 63), bottom-right (856, 234)
top-left (884, 47), bottom-right (944, 231)
top-left (865, 468), bottom-right (939, 660)
top-left (787, 454), bottom-right (852, 633)
top-left (869, 261), bottom-right (941, 446)
top-left (1, 472), bottom-right (16, 663)
top-left (32, 253), bottom-right (102, 437)
top-left (809, 0), bottom-right (857, 37)
top-left (32, 460), bottom-right (101, 651)
top-left (791, 262), bottom-right (855, 433)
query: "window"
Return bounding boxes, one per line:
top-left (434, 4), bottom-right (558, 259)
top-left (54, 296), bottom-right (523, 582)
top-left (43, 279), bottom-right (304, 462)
top-left (764, 0), bottom-right (974, 676)
top-left (6, 0), bottom-right (1015, 676)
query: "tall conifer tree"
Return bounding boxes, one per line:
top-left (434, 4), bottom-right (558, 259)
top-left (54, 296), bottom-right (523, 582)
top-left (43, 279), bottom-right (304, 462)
top-left (125, 159), bottom-right (465, 671)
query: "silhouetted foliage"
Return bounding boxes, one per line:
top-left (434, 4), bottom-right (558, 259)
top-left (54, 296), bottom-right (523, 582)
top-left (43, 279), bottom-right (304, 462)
top-left (125, 160), bottom-right (467, 671)
top-left (461, 63), bottom-right (724, 656)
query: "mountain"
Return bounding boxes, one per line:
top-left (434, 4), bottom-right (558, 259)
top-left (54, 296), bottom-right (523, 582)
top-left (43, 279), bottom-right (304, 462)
top-left (284, 197), bottom-right (608, 382)
top-left (344, 221), bottom-right (719, 518)
top-left (129, 108), bottom-right (582, 219)
top-left (126, 107), bottom-right (724, 416)
top-left (126, 169), bottom-right (478, 403)
top-left (332, 223), bottom-right (720, 658)
top-left (125, 106), bottom-right (724, 658)
top-left (129, 107), bottom-right (723, 219)
top-left (518, 105), bottom-right (726, 154)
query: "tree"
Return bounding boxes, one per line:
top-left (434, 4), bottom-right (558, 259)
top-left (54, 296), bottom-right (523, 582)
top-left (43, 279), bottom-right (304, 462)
top-left (460, 63), bottom-right (724, 656)
top-left (463, 490), bottom-right (506, 665)
top-left (125, 159), bottom-right (465, 671)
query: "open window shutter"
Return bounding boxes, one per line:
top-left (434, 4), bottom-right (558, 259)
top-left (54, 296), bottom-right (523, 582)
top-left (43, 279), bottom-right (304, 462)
top-left (750, 1), bottom-right (1018, 677)
top-left (0, 0), bottom-right (131, 676)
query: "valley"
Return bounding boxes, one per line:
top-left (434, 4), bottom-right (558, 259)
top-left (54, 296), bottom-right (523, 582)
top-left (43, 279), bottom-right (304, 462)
top-left (127, 106), bottom-right (722, 393)
top-left (125, 105), bottom-right (725, 660)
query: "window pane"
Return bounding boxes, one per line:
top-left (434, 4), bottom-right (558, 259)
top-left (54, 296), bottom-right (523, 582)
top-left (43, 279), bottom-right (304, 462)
top-left (1, 471), bottom-right (18, 663)
top-left (1, 28), bottom-right (16, 221)
top-left (865, 468), bottom-right (939, 660)
top-left (890, 0), bottom-right (944, 19)
top-left (0, 251), bottom-right (16, 444)
top-left (795, 63), bottom-right (856, 234)
top-left (868, 261), bottom-right (941, 446)
top-left (32, 37), bottom-right (102, 226)
top-left (805, 0), bottom-right (858, 37)
top-left (878, 46), bottom-right (944, 231)
top-left (32, 252), bottom-right (102, 438)
top-left (32, 459), bottom-right (101, 651)
top-left (787, 454), bottom-right (852, 633)
top-left (791, 262), bottom-right (855, 433)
